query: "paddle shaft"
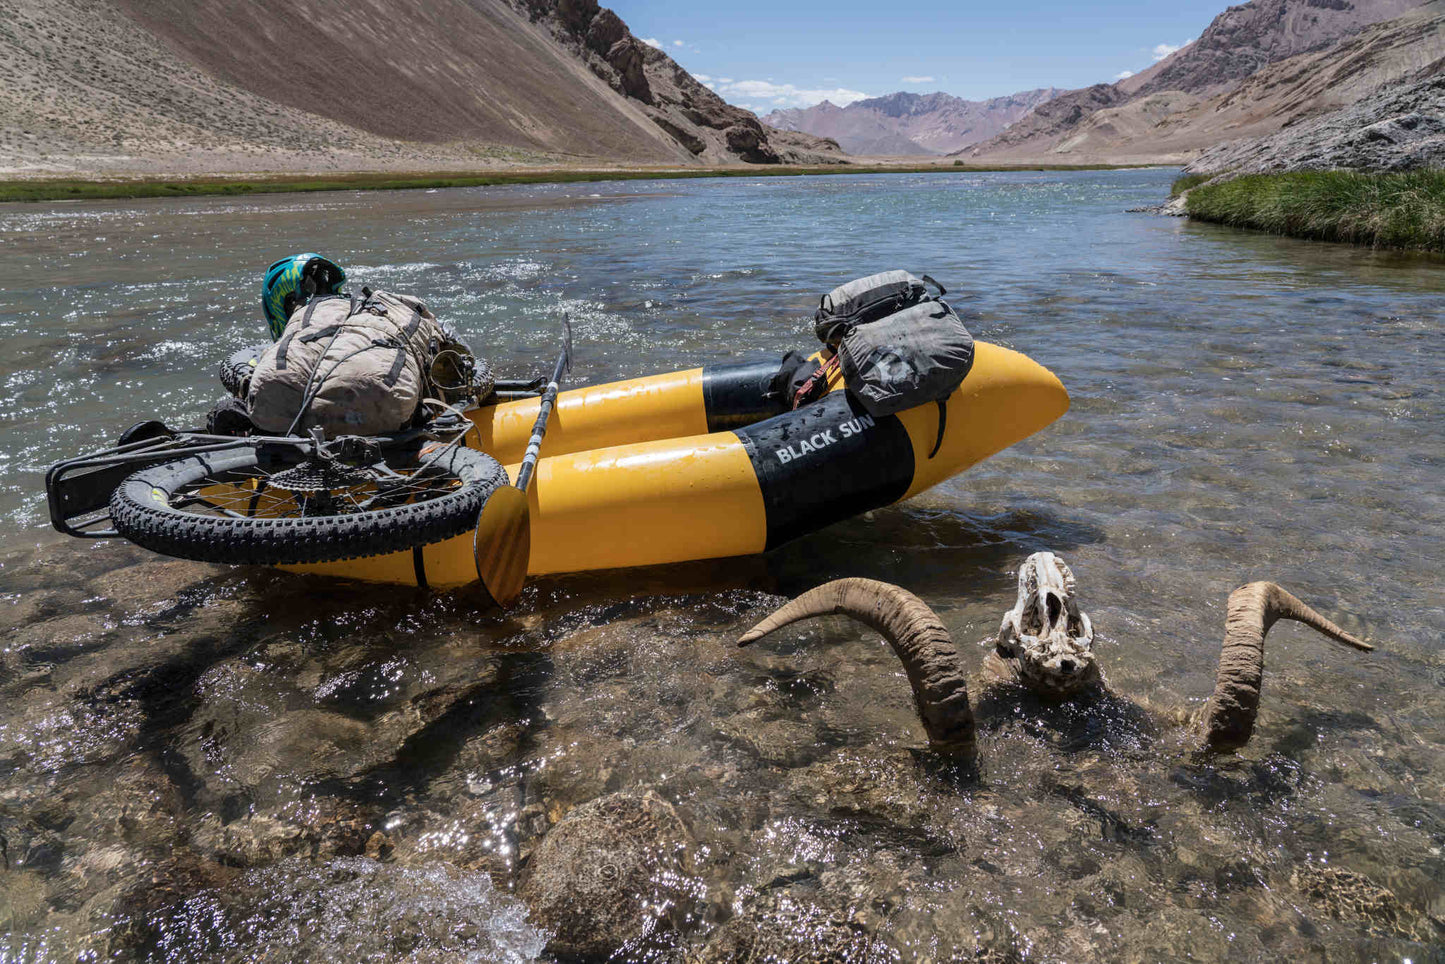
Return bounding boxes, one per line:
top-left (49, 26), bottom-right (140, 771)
top-left (513, 348), bottom-right (569, 493)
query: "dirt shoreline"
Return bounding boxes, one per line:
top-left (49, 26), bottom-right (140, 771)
top-left (0, 161), bottom-right (1170, 203)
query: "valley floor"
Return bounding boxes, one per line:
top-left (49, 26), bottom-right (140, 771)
top-left (0, 161), bottom-right (1165, 203)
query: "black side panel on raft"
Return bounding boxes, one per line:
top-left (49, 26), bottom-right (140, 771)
top-left (701, 357), bottom-right (795, 432)
top-left (735, 390), bottom-right (915, 549)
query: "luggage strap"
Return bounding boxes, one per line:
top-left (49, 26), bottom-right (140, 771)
top-left (276, 294), bottom-right (350, 371)
top-left (929, 399), bottom-right (947, 459)
top-left (792, 354), bottom-right (840, 410)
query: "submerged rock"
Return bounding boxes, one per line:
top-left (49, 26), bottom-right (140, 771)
top-left (518, 788), bottom-right (699, 959)
top-left (1292, 863), bottom-right (1443, 943)
top-left (189, 795), bottom-right (382, 867)
top-left (101, 856), bottom-right (546, 962)
top-left (89, 558), bottom-right (220, 606)
top-left (693, 891), bottom-right (893, 963)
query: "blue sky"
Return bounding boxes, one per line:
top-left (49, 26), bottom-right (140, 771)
top-left (607, 0), bottom-right (1227, 112)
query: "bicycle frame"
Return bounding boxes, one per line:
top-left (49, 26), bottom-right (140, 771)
top-left (45, 363), bottom-right (550, 539)
top-left (44, 424), bottom-right (458, 539)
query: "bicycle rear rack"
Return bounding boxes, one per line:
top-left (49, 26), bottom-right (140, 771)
top-left (45, 433), bottom-right (267, 538)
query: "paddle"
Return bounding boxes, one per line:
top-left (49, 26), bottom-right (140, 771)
top-left (473, 319), bottom-right (572, 607)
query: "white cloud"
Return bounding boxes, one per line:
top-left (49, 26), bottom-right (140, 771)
top-left (713, 79), bottom-right (870, 109)
top-left (693, 73), bottom-right (712, 82)
top-left (1112, 38), bottom-right (1193, 82)
top-left (901, 76), bottom-right (935, 84)
top-left (1153, 39), bottom-right (1192, 61)
top-left (640, 37), bottom-right (662, 49)
top-left (718, 77), bottom-right (734, 84)
top-left (672, 39), bottom-right (685, 48)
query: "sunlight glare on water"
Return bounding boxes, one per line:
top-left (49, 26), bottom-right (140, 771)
top-left (0, 170), bottom-right (1441, 961)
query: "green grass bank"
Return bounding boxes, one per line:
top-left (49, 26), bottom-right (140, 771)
top-left (1182, 169), bottom-right (1445, 252)
top-left (0, 163), bottom-right (1153, 204)
top-left (1169, 173), bottom-right (1211, 197)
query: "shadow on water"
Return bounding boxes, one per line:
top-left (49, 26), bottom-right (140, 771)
top-left (766, 501), bottom-right (1107, 599)
top-left (471, 499), bottom-right (1106, 637)
top-left (76, 620), bottom-right (272, 810)
top-left (315, 651), bottom-right (555, 807)
top-left (973, 682), bottom-right (1158, 757)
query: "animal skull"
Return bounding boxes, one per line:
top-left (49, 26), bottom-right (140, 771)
top-left (741, 557), bottom-right (1374, 752)
top-left (995, 552), bottom-right (1098, 697)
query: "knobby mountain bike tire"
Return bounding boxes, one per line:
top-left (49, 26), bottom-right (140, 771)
top-left (218, 344), bottom-right (269, 398)
top-left (110, 443), bottom-right (507, 566)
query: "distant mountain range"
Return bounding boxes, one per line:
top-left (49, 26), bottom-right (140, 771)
top-left (967, 0), bottom-right (1439, 162)
top-left (763, 88), bottom-right (1061, 156)
top-left (2, 0), bottom-right (1436, 176)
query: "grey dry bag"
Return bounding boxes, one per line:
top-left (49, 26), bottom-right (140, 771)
top-left (812, 269), bottom-right (944, 343)
top-left (815, 271), bottom-right (975, 418)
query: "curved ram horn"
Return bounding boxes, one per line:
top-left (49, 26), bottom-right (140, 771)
top-left (739, 578), bottom-right (975, 750)
top-left (1202, 581), bottom-right (1374, 752)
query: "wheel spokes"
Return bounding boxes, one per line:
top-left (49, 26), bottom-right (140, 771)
top-left (168, 458), bottom-right (463, 521)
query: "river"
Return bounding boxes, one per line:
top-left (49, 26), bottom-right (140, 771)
top-left (0, 169), bottom-right (1441, 960)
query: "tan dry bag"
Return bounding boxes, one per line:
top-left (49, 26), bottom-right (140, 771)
top-left (247, 289), bottom-right (456, 438)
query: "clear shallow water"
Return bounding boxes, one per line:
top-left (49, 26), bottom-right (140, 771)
top-left (0, 170), bottom-right (1442, 961)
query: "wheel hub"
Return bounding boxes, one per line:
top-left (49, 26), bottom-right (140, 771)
top-left (267, 457), bottom-right (374, 497)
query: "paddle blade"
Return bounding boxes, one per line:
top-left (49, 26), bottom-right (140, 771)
top-left (473, 485), bottom-right (530, 608)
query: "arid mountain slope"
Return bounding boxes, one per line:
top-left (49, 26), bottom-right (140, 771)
top-left (0, 0), bottom-right (397, 174)
top-left (112, 0), bottom-right (688, 161)
top-left (0, 0), bottom-right (839, 175)
top-left (508, 1), bottom-right (841, 164)
top-left (764, 88), bottom-right (1060, 155)
top-left (971, 0), bottom-right (1430, 160)
top-left (1020, 4), bottom-right (1445, 160)
top-left (1132, 0), bottom-right (1422, 95)
top-left (1185, 67), bottom-right (1445, 172)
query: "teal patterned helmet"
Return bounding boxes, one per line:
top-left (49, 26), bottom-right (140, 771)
top-left (261, 253), bottom-right (347, 339)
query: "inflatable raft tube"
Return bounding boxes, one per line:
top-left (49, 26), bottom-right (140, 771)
top-left (286, 341), bottom-right (1067, 588)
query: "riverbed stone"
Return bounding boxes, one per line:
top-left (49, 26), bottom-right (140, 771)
top-left (712, 708), bottom-right (821, 768)
top-left (785, 750), bottom-right (941, 833)
top-left (0, 587), bottom-right (90, 629)
top-left (8, 612), bottom-right (117, 651)
top-left (1291, 863), bottom-right (1437, 942)
top-left (89, 559), bottom-right (227, 617)
top-left (189, 795), bottom-right (381, 866)
top-left (97, 852), bottom-right (241, 960)
top-left (691, 890), bottom-right (890, 963)
top-left (518, 788), bottom-right (698, 960)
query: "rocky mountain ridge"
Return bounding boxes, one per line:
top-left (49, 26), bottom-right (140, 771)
top-left (1135, 0), bottom-right (1422, 95)
top-left (1185, 65), bottom-right (1445, 172)
top-left (507, 0), bottom-right (841, 164)
top-left (763, 88), bottom-right (1060, 156)
top-left (969, 0), bottom-right (1432, 161)
top-left (1030, 3), bottom-right (1441, 162)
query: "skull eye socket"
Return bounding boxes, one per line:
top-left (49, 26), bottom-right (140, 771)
top-left (1046, 592), bottom-right (1062, 627)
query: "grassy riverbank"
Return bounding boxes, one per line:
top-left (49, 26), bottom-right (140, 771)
top-left (1169, 173), bottom-right (1211, 197)
top-left (1181, 170), bottom-right (1445, 252)
top-left (0, 162), bottom-right (1153, 203)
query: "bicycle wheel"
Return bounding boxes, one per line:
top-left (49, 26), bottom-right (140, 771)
top-left (110, 442), bottom-right (507, 565)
